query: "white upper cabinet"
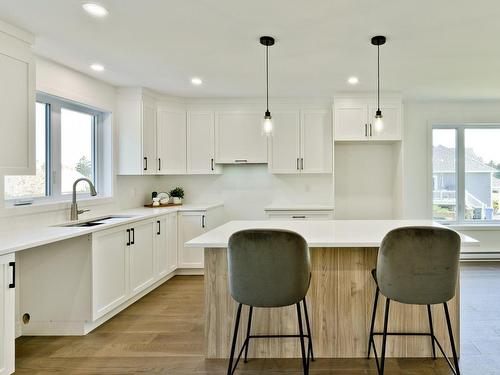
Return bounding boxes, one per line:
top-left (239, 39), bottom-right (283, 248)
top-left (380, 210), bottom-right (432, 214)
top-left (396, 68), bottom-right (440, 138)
top-left (142, 98), bottom-right (157, 175)
top-left (268, 111), bottom-right (301, 173)
top-left (301, 110), bottom-right (333, 173)
top-left (157, 108), bottom-right (187, 174)
top-left (334, 96), bottom-right (402, 141)
top-left (0, 22), bottom-right (35, 175)
top-left (117, 90), bottom-right (157, 175)
top-left (215, 112), bottom-right (268, 164)
top-left (269, 109), bottom-right (332, 174)
top-left (187, 111), bottom-right (220, 174)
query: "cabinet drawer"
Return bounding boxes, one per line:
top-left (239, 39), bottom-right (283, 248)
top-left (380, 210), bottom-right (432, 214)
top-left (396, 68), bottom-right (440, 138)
top-left (266, 210), bottom-right (334, 220)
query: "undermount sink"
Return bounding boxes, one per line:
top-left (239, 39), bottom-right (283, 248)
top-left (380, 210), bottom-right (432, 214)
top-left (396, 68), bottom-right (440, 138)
top-left (56, 215), bottom-right (134, 228)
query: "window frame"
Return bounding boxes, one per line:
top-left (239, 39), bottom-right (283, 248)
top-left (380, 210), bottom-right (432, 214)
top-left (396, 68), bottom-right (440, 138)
top-left (432, 123), bottom-right (500, 225)
top-left (4, 93), bottom-right (105, 204)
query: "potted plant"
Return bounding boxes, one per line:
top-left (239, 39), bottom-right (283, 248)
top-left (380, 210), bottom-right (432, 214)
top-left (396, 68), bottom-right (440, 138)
top-left (169, 187), bottom-right (184, 204)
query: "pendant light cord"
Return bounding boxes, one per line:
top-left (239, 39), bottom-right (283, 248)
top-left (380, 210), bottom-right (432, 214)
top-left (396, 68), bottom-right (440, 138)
top-left (377, 45), bottom-right (380, 111)
top-left (266, 45), bottom-right (269, 112)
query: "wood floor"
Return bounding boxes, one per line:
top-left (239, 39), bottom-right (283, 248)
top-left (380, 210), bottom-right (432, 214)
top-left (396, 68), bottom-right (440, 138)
top-left (14, 263), bottom-right (500, 374)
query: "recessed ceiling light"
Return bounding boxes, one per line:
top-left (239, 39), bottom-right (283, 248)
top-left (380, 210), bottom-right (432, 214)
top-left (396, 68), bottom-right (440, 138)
top-left (90, 63), bottom-right (104, 72)
top-left (348, 76), bottom-right (359, 85)
top-left (82, 3), bottom-right (109, 17)
top-left (191, 77), bottom-right (203, 86)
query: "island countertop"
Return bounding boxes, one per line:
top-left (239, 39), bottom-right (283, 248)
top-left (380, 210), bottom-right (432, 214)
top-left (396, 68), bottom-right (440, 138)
top-left (186, 219), bottom-right (479, 248)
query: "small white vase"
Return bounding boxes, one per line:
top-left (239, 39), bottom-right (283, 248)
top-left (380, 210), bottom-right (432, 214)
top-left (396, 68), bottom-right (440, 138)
top-left (172, 197), bottom-right (182, 204)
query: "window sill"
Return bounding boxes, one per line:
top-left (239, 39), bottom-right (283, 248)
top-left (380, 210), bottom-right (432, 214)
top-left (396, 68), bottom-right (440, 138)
top-left (0, 196), bottom-right (115, 218)
top-left (447, 223), bottom-right (500, 231)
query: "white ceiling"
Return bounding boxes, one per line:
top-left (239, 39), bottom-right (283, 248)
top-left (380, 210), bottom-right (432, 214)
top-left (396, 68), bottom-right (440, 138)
top-left (1, 0), bottom-right (500, 99)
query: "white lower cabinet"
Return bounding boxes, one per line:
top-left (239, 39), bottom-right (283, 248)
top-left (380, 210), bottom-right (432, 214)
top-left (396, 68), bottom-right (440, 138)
top-left (0, 254), bottom-right (15, 375)
top-left (154, 213), bottom-right (178, 279)
top-left (92, 226), bottom-right (129, 320)
top-left (129, 219), bottom-right (155, 295)
top-left (178, 212), bottom-right (206, 268)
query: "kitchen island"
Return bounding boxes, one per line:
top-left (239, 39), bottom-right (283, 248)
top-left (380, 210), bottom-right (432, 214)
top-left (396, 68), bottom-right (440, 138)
top-left (186, 220), bottom-right (478, 359)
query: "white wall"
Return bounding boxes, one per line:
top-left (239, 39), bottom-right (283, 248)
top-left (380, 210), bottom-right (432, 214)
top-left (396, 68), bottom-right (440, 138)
top-left (143, 165), bottom-right (333, 220)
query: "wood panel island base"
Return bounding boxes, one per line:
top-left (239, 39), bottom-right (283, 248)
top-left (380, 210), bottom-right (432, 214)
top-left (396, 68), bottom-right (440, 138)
top-left (186, 220), bottom-right (478, 360)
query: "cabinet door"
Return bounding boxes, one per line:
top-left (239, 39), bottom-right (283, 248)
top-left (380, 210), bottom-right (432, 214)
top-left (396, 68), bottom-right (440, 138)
top-left (0, 32), bottom-right (35, 175)
top-left (268, 111), bottom-right (301, 174)
top-left (157, 109), bottom-right (187, 174)
top-left (142, 99), bottom-right (157, 175)
top-left (129, 220), bottom-right (155, 295)
top-left (334, 104), bottom-right (368, 141)
top-left (154, 217), bottom-right (168, 279)
top-left (0, 254), bottom-right (14, 375)
top-left (92, 226), bottom-right (128, 320)
top-left (166, 213), bottom-right (178, 273)
top-left (368, 104), bottom-right (402, 141)
top-left (301, 110), bottom-right (333, 173)
top-left (215, 112), bottom-right (267, 163)
top-left (187, 111), bottom-right (219, 174)
top-left (178, 212), bottom-right (206, 268)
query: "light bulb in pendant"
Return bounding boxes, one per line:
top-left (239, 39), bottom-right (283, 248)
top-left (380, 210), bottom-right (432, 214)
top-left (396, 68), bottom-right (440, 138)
top-left (262, 111), bottom-right (273, 136)
top-left (374, 109), bottom-right (384, 132)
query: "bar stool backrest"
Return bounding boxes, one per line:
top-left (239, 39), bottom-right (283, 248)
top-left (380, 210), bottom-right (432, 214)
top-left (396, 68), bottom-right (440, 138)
top-left (376, 226), bottom-right (461, 305)
top-left (228, 229), bottom-right (310, 308)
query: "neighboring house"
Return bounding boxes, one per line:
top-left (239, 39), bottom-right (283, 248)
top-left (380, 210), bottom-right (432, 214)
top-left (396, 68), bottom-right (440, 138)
top-left (433, 145), bottom-right (496, 209)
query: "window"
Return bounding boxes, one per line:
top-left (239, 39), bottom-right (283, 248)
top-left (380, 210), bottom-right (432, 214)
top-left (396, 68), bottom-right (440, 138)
top-left (432, 125), bottom-right (500, 223)
top-left (4, 94), bottom-right (104, 203)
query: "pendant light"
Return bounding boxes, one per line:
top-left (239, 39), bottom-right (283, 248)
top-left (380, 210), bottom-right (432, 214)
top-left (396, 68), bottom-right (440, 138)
top-left (371, 35), bottom-right (386, 132)
top-left (260, 36), bottom-right (275, 136)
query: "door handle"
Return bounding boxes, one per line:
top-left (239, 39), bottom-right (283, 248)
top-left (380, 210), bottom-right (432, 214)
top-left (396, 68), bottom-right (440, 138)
top-left (365, 124), bottom-right (368, 137)
top-left (131, 228), bottom-right (135, 245)
top-left (143, 157), bottom-right (148, 171)
top-left (8, 262), bottom-right (15, 288)
top-left (157, 220), bottom-right (161, 235)
top-left (126, 229), bottom-right (131, 246)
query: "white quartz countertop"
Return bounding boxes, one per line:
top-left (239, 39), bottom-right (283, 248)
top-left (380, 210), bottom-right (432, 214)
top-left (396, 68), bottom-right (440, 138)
top-left (186, 219), bottom-right (479, 248)
top-left (0, 203), bottom-right (223, 256)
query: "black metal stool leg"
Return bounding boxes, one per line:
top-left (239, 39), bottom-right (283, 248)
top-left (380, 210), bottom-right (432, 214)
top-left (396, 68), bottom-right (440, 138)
top-left (427, 305), bottom-right (437, 359)
top-left (243, 306), bottom-right (253, 363)
top-left (368, 287), bottom-right (380, 358)
top-left (296, 303), bottom-right (309, 375)
top-left (302, 298), bottom-right (314, 362)
top-left (227, 303), bottom-right (243, 375)
top-left (444, 302), bottom-right (460, 375)
top-left (379, 298), bottom-right (391, 375)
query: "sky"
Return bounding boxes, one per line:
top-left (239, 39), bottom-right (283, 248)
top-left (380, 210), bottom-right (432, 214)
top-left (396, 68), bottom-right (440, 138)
top-left (433, 128), bottom-right (500, 165)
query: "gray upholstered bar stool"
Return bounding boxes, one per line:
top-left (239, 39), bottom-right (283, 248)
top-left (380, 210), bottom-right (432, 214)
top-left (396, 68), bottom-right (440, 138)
top-left (226, 229), bottom-right (314, 375)
top-left (367, 226), bottom-right (461, 375)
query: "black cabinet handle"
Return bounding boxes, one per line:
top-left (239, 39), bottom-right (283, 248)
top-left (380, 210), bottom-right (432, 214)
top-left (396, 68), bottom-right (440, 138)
top-left (211, 158), bottom-right (214, 171)
top-left (292, 215), bottom-right (307, 219)
top-left (201, 215), bottom-right (206, 228)
top-left (301, 158), bottom-right (304, 170)
top-left (158, 158), bottom-right (161, 171)
top-left (157, 220), bottom-right (161, 235)
top-left (369, 123), bottom-right (373, 137)
top-left (365, 123), bottom-right (368, 137)
top-left (131, 228), bottom-right (135, 245)
top-left (126, 229), bottom-right (131, 246)
top-left (143, 157), bottom-right (148, 171)
top-left (297, 158), bottom-right (300, 170)
top-left (8, 262), bottom-right (15, 288)
top-left (234, 159), bottom-right (247, 163)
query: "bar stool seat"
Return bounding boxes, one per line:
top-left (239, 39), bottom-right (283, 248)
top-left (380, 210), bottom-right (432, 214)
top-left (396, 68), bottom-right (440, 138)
top-left (226, 229), bottom-right (314, 375)
top-left (367, 226), bottom-right (461, 375)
